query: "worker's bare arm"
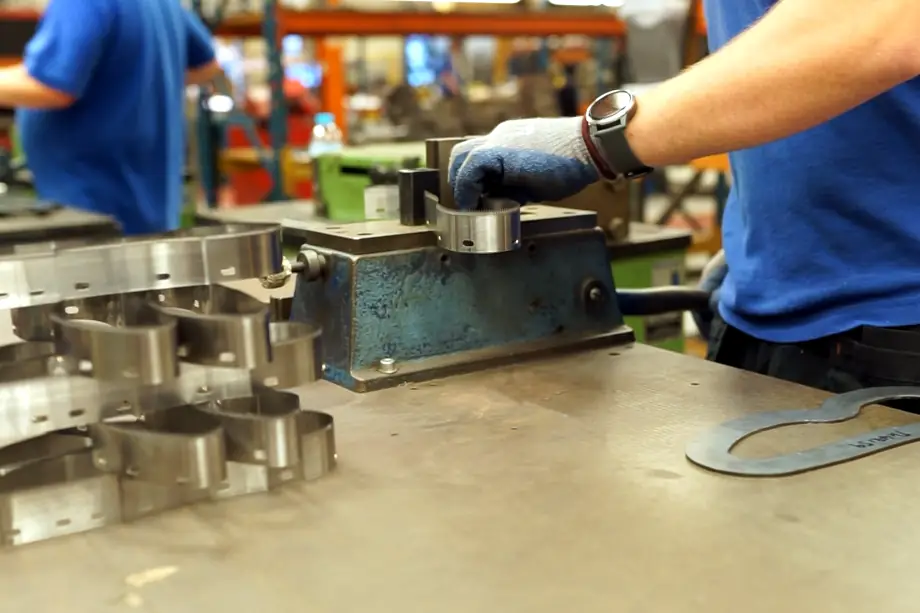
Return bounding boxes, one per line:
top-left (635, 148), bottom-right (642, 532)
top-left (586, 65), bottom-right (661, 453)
top-left (0, 64), bottom-right (74, 109)
top-left (186, 60), bottom-right (223, 86)
top-left (627, 0), bottom-right (920, 166)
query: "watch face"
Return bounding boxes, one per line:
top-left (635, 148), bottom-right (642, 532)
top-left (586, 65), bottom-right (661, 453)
top-left (587, 90), bottom-right (634, 122)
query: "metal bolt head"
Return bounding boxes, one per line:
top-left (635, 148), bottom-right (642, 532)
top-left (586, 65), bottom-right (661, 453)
top-left (378, 357), bottom-right (398, 374)
top-left (588, 287), bottom-right (603, 302)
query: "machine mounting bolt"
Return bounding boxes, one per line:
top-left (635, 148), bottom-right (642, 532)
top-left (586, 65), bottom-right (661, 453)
top-left (378, 357), bottom-right (398, 374)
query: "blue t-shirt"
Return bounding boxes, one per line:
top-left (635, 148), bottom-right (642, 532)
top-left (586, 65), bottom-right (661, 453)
top-left (705, 0), bottom-right (920, 342)
top-left (17, 0), bottom-right (215, 235)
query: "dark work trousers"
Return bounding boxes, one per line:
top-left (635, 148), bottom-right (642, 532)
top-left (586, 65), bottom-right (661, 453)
top-left (706, 315), bottom-right (920, 411)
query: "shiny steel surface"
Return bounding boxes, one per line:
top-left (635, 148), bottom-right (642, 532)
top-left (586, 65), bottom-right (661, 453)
top-left (435, 197), bottom-right (522, 253)
top-left (686, 386), bottom-right (920, 476)
top-left (150, 285), bottom-right (272, 368)
top-left (0, 223), bottom-right (282, 310)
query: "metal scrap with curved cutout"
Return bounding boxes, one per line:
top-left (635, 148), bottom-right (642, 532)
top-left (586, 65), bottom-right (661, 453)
top-left (685, 386), bottom-right (920, 477)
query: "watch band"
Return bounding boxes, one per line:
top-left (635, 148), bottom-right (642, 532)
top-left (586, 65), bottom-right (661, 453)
top-left (589, 119), bottom-right (652, 180)
top-left (580, 118), bottom-right (617, 180)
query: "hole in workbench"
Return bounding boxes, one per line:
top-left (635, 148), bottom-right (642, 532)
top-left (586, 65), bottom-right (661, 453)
top-left (69, 409), bottom-right (85, 418)
top-left (690, 382), bottom-right (699, 386)
top-left (357, 232), bottom-right (372, 236)
top-left (555, 325), bottom-right (565, 334)
top-left (29, 289), bottom-right (44, 297)
top-left (609, 351), bottom-right (620, 357)
top-left (563, 211), bottom-right (576, 215)
top-left (326, 226), bottom-right (341, 230)
top-left (462, 239), bottom-right (475, 248)
top-left (55, 519), bottom-right (71, 528)
top-left (521, 211), bottom-right (534, 216)
top-left (527, 242), bottom-right (537, 254)
top-left (31, 415), bottom-right (48, 424)
top-left (440, 254), bottom-right (450, 264)
top-left (0, 293), bottom-right (7, 299)
top-left (74, 282), bottom-right (90, 291)
top-left (155, 273), bottom-right (170, 281)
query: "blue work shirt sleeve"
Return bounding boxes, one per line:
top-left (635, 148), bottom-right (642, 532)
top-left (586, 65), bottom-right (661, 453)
top-left (184, 9), bottom-right (216, 69)
top-left (23, 0), bottom-right (113, 99)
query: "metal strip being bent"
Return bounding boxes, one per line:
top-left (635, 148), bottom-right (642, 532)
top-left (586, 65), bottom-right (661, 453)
top-left (429, 193), bottom-right (522, 254)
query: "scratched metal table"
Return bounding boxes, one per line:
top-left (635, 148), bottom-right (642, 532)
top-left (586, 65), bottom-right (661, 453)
top-left (0, 340), bottom-right (916, 612)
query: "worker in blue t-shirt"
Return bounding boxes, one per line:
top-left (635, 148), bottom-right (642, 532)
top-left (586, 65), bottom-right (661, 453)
top-left (0, 0), bottom-right (220, 235)
top-left (448, 0), bottom-right (920, 393)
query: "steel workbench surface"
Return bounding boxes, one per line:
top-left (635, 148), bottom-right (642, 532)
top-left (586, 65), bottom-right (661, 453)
top-left (0, 343), bottom-right (916, 613)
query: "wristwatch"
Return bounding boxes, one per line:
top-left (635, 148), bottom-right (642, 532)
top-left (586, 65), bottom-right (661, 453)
top-left (582, 90), bottom-right (653, 181)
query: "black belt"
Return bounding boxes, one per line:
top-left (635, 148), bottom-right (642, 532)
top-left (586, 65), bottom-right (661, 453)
top-left (831, 325), bottom-right (920, 384)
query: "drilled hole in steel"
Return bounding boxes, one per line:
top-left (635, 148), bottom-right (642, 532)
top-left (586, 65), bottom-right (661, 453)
top-left (555, 325), bottom-right (565, 334)
top-left (527, 242), bottom-right (537, 254)
top-left (29, 289), bottom-right (44, 296)
top-left (357, 232), bottom-right (372, 236)
top-left (156, 273), bottom-right (170, 281)
top-left (0, 293), bottom-right (7, 299)
top-left (563, 211), bottom-right (576, 215)
top-left (609, 352), bottom-right (620, 357)
top-left (462, 239), bottom-right (475, 248)
top-left (74, 282), bottom-right (90, 291)
top-left (326, 226), bottom-right (341, 230)
top-left (69, 409), bottom-right (85, 418)
top-left (31, 415), bottom-right (48, 424)
top-left (56, 519), bottom-right (71, 528)
top-left (440, 254), bottom-right (450, 264)
top-left (521, 211), bottom-right (534, 216)
top-left (690, 382), bottom-right (700, 386)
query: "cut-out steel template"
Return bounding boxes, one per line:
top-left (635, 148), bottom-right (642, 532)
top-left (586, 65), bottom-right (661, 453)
top-left (686, 386), bottom-right (920, 476)
top-left (0, 225), bottom-right (335, 547)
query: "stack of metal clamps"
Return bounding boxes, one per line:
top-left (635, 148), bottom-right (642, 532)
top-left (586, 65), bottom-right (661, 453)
top-left (0, 225), bottom-right (336, 547)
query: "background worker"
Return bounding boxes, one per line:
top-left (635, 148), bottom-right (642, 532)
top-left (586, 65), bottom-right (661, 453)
top-left (449, 0), bottom-right (920, 393)
top-left (0, 0), bottom-right (221, 235)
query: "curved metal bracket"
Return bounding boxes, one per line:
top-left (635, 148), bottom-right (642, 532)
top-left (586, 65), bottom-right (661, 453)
top-left (686, 386), bottom-right (920, 476)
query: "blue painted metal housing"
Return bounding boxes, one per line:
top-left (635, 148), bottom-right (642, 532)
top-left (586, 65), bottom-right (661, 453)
top-left (290, 228), bottom-right (633, 391)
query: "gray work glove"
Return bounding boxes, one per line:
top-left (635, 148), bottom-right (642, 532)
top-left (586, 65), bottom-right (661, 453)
top-left (692, 249), bottom-right (727, 341)
top-left (448, 117), bottom-right (601, 210)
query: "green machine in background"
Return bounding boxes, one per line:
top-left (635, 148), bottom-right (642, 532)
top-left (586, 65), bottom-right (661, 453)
top-left (314, 142), bottom-right (426, 222)
top-left (610, 224), bottom-right (692, 353)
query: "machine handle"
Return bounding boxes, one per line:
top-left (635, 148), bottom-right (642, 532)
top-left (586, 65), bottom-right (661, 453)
top-left (615, 287), bottom-right (711, 316)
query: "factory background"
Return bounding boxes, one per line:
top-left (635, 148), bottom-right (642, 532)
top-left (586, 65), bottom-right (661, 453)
top-left (0, 0), bottom-right (727, 356)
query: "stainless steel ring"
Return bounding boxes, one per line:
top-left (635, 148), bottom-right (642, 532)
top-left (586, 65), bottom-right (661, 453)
top-left (435, 198), bottom-right (522, 254)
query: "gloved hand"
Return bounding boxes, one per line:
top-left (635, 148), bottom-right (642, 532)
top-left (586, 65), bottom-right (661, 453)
top-left (448, 117), bottom-right (601, 210)
top-left (692, 249), bottom-right (728, 341)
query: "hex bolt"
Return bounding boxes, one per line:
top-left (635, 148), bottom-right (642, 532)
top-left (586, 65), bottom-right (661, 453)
top-left (378, 357), bottom-right (398, 374)
top-left (588, 287), bottom-right (603, 302)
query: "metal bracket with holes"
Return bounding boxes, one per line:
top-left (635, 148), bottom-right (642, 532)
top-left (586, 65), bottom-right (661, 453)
top-left (0, 224), bottom-right (282, 310)
top-left (0, 225), bottom-right (334, 548)
top-left (686, 386), bottom-right (920, 476)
